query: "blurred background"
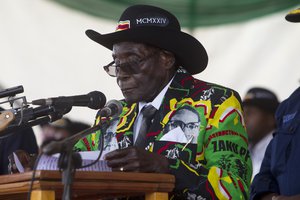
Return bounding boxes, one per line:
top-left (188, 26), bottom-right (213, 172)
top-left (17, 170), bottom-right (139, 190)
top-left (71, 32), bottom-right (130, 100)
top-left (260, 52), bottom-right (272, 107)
top-left (1, 0), bottom-right (299, 144)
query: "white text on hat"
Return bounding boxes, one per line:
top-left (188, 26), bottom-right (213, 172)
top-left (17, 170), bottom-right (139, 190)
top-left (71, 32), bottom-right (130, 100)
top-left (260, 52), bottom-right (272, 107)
top-left (136, 17), bottom-right (168, 25)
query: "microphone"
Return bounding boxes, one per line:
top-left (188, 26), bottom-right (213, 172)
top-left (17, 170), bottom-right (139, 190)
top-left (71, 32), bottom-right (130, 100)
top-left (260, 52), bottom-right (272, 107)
top-left (0, 105), bottom-right (70, 136)
top-left (11, 105), bottom-right (70, 126)
top-left (99, 100), bottom-right (123, 117)
top-left (15, 106), bottom-right (55, 122)
top-left (0, 85), bottom-right (24, 98)
top-left (31, 91), bottom-right (106, 110)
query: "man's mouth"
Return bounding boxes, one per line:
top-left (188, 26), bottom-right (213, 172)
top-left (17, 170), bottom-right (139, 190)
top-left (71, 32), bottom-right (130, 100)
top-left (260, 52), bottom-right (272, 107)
top-left (121, 88), bottom-right (135, 93)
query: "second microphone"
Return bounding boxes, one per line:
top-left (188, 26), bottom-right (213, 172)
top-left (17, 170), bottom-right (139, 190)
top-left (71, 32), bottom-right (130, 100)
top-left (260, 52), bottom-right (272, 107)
top-left (31, 91), bottom-right (106, 110)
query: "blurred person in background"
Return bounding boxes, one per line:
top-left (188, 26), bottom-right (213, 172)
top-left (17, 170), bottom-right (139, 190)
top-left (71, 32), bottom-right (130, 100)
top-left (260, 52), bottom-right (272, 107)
top-left (250, 8), bottom-right (300, 200)
top-left (40, 117), bottom-right (90, 147)
top-left (242, 87), bottom-right (279, 179)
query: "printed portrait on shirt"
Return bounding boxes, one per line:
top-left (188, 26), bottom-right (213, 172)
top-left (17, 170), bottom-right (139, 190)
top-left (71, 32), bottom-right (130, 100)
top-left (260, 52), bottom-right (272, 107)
top-left (163, 105), bottom-right (200, 144)
top-left (102, 118), bottom-right (119, 152)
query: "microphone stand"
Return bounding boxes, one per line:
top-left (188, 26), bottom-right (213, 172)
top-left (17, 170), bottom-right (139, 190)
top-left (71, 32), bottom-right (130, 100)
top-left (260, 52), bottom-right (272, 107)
top-left (57, 148), bottom-right (82, 200)
top-left (42, 123), bottom-right (103, 200)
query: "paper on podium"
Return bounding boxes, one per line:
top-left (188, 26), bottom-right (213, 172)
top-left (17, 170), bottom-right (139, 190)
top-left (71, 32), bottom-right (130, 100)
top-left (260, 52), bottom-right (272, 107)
top-left (36, 151), bottom-right (111, 172)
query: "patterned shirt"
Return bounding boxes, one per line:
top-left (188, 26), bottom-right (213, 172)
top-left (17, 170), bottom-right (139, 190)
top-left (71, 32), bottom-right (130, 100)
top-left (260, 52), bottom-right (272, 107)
top-left (75, 69), bottom-right (252, 199)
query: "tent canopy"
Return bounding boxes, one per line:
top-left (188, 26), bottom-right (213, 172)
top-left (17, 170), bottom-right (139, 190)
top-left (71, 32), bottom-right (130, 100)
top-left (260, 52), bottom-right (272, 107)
top-left (53, 0), bottom-right (299, 29)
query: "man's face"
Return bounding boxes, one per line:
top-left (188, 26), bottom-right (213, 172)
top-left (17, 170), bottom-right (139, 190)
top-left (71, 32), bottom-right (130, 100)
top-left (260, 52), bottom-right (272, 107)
top-left (166, 108), bottom-right (200, 143)
top-left (243, 105), bottom-right (273, 144)
top-left (112, 42), bottom-right (172, 104)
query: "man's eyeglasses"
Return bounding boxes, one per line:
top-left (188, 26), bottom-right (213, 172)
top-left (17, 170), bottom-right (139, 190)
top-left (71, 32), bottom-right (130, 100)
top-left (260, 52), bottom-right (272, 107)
top-left (103, 52), bottom-right (158, 77)
top-left (167, 120), bottom-right (199, 131)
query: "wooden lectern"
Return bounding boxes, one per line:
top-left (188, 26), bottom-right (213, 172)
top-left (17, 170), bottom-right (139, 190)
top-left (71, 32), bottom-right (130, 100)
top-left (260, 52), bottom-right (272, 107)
top-left (0, 170), bottom-right (175, 200)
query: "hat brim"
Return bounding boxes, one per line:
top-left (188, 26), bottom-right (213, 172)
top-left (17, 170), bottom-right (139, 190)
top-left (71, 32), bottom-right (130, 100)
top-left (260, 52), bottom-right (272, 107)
top-left (86, 27), bottom-right (208, 75)
top-left (285, 8), bottom-right (300, 22)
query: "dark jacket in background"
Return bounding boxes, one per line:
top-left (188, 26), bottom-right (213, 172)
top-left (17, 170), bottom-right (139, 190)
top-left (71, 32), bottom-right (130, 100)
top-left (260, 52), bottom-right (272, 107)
top-left (251, 87), bottom-right (300, 198)
top-left (0, 107), bottom-right (38, 175)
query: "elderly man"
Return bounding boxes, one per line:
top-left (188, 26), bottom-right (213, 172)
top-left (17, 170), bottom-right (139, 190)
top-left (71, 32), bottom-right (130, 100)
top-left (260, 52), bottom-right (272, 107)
top-left (250, 8), bottom-right (300, 200)
top-left (75, 5), bottom-right (251, 199)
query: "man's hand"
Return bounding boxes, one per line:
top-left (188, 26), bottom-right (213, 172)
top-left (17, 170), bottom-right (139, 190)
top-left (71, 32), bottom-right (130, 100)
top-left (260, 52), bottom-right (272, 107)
top-left (104, 146), bottom-right (170, 173)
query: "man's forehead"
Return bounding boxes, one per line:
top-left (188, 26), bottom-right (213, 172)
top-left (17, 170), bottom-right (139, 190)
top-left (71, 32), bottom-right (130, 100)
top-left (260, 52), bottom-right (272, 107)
top-left (243, 105), bottom-right (269, 114)
top-left (112, 42), bottom-right (156, 57)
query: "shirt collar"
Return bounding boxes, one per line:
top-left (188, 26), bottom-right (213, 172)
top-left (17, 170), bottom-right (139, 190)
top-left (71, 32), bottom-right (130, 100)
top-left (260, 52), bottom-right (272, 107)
top-left (138, 76), bottom-right (174, 113)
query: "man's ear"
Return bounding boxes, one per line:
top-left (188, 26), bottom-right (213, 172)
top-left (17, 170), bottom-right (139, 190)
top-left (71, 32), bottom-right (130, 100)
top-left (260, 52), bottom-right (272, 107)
top-left (159, 50), bottom-right (176, 70)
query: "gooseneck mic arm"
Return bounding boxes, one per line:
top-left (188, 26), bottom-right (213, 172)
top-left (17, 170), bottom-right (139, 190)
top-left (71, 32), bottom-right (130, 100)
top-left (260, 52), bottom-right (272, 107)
top-left (42, 99), bottom-right (123, 155)
top-left (42, 124), bottom-right (101, 155)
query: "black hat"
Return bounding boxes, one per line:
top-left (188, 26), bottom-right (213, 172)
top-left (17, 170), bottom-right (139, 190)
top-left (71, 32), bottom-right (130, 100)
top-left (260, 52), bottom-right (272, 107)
top-left (86, 5), bottom-right (208, 75)
top-left (242, 87), bottom-right (280, 114)
top-left (285, 7), bottom-right (300, 22)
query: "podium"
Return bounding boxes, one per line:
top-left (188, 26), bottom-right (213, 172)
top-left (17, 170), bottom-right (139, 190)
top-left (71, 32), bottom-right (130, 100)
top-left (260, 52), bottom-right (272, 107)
top-left (0, 170), bottom-right (175, 200)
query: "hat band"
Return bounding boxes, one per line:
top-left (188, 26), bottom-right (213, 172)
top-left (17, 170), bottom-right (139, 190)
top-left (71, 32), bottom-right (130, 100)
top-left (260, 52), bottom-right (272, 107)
top-left (116, 20), bottom-right (130, 31)
top-left (288, 9), bottom-right (300, 15)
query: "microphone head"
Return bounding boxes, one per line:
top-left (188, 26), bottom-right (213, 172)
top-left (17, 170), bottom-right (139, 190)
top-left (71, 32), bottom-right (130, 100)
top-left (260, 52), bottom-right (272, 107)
top-left (87, 91), bottom-right (106, 110)
top-left (100, 100), bottom-right (123, 117)
top-left (109, 100), bottom-right (123, 117)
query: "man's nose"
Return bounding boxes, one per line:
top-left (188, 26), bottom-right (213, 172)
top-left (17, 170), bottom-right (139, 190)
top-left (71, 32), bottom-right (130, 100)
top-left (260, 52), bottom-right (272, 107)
top-left (117, 69), bottom-right (131, 83)
top-left (180, 124), bottom-right (186, 131)
top-left (117, 66), bottom-right (131, 77)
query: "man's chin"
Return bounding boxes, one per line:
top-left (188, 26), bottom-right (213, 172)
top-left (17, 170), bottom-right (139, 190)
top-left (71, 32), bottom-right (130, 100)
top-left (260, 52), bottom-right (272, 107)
top-left (123, 92), bottom-right (155, 105)
top-left (123, 96), bottom-right (136, 106)
top-left (124, 96), bottom-right (147, 105)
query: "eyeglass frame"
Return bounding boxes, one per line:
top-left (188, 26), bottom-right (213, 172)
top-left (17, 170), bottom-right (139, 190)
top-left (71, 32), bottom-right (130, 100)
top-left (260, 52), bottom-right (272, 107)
top-left (103, 51), bottom-right (159, 77)
top-left (166, 120), bottom-right (200, 131)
